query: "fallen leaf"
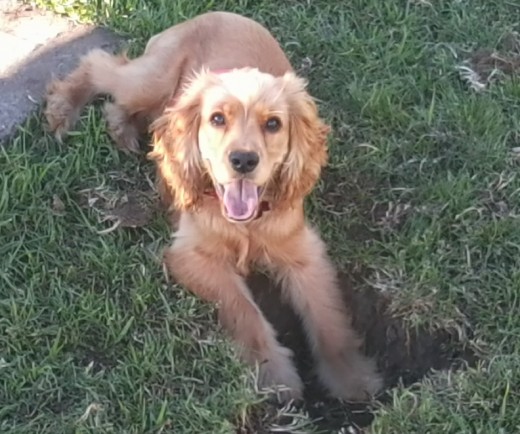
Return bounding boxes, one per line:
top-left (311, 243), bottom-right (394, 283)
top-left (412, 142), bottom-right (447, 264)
top-left (51, 194), bottom-right (65, 216)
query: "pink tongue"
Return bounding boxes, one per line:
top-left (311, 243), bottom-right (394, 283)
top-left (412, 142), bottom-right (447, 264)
top-left (222, 179), bottom-right (259, 221)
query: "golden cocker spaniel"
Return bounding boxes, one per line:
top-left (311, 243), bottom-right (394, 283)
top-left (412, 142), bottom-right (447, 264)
top-left (45, 11), bottom-right (382, 402)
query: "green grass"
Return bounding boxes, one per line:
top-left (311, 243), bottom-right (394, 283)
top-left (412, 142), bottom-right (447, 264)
top-left (0, 113), bottom-right (259, 433)
top-left (3, 0), bottom-right (520, 432)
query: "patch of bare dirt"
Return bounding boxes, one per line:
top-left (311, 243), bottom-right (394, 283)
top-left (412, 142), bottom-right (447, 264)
top-left (471, 49), bottom-right (520, 77)
top-left (458, 32), bottom-right (520, 91)
top-left (77, 182), bottom-right (158, 233)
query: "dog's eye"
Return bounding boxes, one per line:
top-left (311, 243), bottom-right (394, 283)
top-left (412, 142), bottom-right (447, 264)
top-left (265, 117), bottom-right (282, 133)
top-left (210, 112), bottom-right (226, 127)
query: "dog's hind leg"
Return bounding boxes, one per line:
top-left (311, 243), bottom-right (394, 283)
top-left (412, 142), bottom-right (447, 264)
top-left (45, 47), bottom-right (181, 152)
top-left (45, 49), bottom-right (129, 140)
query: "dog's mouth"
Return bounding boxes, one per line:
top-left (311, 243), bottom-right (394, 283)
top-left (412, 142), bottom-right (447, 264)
top-left (215, 179), bottom-right (264, 222)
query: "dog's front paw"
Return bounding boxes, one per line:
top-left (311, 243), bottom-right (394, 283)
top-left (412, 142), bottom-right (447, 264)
top-left (317, 350), bottom-right (383, 402)
top-left (257, 345), bottom-right (304, 403)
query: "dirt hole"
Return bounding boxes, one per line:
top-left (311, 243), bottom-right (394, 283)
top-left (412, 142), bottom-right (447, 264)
top-left (241, 270), bottom-right (476, 433)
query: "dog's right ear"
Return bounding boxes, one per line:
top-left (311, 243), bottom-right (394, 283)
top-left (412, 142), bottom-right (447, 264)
top-left (148, 74), bottom-right (214, 211)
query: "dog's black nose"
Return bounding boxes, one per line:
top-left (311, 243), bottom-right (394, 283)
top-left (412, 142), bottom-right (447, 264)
top-left (229, 150), bottom-right (259, 174)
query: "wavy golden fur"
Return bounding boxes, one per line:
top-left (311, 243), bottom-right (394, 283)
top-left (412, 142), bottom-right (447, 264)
top-left (149, 69), bottom-right (330, 213)
top-left (44, 11), bottom-right (381, 402)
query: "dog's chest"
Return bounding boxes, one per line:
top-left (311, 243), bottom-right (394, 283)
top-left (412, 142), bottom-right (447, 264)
top-left (225, 230), bottom-right (270, 276)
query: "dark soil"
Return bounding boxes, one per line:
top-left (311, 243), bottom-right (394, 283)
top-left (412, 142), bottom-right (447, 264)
top-left (242, 270), bottom-right (476, 433)
top-left (235, 167), bottom-right (476, 432)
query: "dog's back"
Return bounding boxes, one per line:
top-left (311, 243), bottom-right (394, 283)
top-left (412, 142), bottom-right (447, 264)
top-left (145, 12), bottom-right (293, 78)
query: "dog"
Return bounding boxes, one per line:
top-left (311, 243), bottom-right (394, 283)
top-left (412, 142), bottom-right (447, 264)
top-left (44, 11), bottom-right (382, 402)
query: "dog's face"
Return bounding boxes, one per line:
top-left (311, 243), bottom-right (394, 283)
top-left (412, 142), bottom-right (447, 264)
top-left (197, 70), bottom-right (292, 221)
top-left (150, 68), bottom-right (330, 222)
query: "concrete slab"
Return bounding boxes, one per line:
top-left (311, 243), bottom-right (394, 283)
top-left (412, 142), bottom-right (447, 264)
top-left (0, 3), bottom-right (125, 141)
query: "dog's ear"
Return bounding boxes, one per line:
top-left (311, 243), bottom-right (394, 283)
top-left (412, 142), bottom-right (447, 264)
top-left (273, 73), bottom-right (330, 208)
top-left (148, 76), bottom-right (211, 211)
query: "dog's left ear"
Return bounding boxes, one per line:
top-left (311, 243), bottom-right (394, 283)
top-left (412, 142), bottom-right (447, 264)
top-left (273, 73), bottom-right (331, 208)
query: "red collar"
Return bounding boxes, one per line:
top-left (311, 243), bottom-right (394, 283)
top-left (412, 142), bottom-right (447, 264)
top-left (204, 189), bottom-right (270, 220)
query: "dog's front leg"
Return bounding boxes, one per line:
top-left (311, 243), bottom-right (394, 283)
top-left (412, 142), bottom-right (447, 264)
top-left (270, 226), bottom-right (382, 401)
top-left (163, 235), bottom-right (303, 402)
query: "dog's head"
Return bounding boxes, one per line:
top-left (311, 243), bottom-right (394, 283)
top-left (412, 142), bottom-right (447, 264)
top-left (150, 68), bottom-right (330, 222)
